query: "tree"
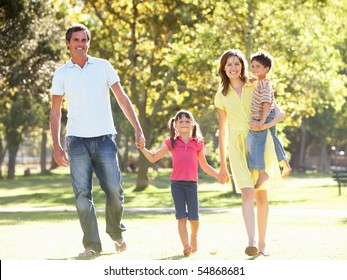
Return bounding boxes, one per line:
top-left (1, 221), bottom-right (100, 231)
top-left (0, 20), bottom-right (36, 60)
top-left (0, 0), bottom-right (64, 179)
top-left (71, 0), bottom-right (217, 190)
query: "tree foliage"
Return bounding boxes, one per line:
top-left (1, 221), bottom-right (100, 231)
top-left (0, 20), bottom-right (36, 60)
top-left (0, 0), bottom-right (64, 178)
top-left (1, 0), bottom-right (346, 182)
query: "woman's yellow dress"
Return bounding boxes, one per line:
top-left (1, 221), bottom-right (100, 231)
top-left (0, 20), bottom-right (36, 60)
top-left (215, 82), bottom-right (282, 192)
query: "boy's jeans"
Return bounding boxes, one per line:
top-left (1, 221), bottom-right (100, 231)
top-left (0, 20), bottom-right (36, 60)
top-left (66, 134), bottom-right (125, 252)
top-left (247, 111), bottom-right (286, 170)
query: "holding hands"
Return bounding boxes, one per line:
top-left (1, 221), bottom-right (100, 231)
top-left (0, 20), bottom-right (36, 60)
top-left (135, 131), bottom-right (146, 150)
top-left (249, 120), bottom-right (265, 131)
top-left (217, 168), bottom-right (230, 184)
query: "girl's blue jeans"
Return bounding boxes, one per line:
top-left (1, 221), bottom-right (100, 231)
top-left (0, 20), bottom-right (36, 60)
top-left (171, 180), bottom-right (199, 220)
top-left (66, 134), bottom-right (125, 252)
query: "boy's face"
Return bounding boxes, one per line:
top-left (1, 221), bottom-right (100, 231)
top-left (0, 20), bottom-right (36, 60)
top-left (251, 60), bottom-right (269, 79)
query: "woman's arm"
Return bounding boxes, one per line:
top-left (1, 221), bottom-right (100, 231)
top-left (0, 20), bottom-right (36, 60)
top-left (140, 144), bottom-right (169, 163)
top-left (216, 108), bottom-right (230, 182)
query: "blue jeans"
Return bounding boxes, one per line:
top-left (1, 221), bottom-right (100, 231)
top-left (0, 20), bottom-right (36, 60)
top-left (66, 135), bottom-right (125, 252)
top-left (171, 181), bottom-right (199, 220)
top-left (247, 111), bottom-right (287, 170)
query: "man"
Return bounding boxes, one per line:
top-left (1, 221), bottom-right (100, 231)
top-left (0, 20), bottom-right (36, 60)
top-left (50, 24), bottom-right (145, 257)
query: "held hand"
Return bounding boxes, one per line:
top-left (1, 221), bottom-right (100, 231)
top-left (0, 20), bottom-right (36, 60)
top-left (218, 169), bottom-right (230, 184)
top-left (249, 120), bottom-right (260, 131)
top-left (249, 76), bottom-right (258, 83)
top-left (218, 174), bottom-right (229, 184)
top-left (136, 133), bottom-right (145, 150)
top-left (249, 120), bottom-right (266, 131)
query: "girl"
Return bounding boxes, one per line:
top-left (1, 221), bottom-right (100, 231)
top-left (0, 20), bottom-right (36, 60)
top-left (140, 110), bottom-right (221, 257)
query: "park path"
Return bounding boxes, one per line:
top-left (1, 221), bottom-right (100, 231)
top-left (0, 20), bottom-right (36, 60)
top-left (0, 206), bottom-right (346, 217)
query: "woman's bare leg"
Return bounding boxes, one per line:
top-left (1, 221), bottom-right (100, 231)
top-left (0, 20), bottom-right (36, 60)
top-left (255, 189), bottom-right (269, 253)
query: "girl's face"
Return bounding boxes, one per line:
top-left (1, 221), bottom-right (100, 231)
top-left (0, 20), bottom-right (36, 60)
top-left (251, 60), bottom-right (269, 79)
top-left (175, 116), bottom-right (194, 135)
top-left (224, 56), bottom-right (242, 80)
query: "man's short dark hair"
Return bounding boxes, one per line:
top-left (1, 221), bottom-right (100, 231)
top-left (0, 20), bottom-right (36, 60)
top-left (65, 24), bottom-right (91, 41)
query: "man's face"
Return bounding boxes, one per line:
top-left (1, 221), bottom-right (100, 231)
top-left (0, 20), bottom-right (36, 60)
top-left (66, 30), bottom-right (90, 58)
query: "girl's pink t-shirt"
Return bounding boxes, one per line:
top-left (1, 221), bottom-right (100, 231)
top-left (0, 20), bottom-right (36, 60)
top-left (165, 136), bottom-right (204, 182)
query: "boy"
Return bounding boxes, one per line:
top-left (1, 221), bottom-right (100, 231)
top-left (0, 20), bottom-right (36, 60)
top-left (247, 51), bottom-right (291, 189)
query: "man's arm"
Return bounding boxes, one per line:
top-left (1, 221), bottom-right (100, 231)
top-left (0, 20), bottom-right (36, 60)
top-left (110, 82), bottom-right (145, 149)
top-left (50, 95), bottom-right (69, 167)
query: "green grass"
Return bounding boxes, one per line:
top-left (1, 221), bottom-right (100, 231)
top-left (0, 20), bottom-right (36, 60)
top-left (0, 168), bottom-right (346, 210)
top-left (1, 168), bottom-right (347, 260)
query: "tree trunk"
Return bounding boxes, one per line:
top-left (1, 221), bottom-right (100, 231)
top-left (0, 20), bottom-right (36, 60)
top-left (299, 117), bottom-right (307, 167)
top-left (40, 129), bottom-right (47, 174)
top-left (0, 137), bottom-right (7, 179)
top-left (246, 0), bottom-right (255, 59)
top-left (319, 137), bottom-right (329, 172)
top-left (50, 152), bottom-right (58, 170)
top-left (123, 134), bottom-right (130, 172)
top-left (135, 153), bottom-right (150, 191)
top-left (49, 128), bottom-right (64, 170)
top-left (7, 142), bottom-right (19, 179)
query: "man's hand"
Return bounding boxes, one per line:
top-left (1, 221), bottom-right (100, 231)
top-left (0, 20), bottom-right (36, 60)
top-left (53, 146), bottom-right (69, 167)
top-left (135, 132), bottom-right (145, 150)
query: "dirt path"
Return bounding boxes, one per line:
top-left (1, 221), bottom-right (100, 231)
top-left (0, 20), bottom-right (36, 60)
top-left (1, 208), bottom-right (346, 260)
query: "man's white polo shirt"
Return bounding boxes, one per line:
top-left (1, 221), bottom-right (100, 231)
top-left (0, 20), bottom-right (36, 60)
top-left (51, 55), bottom-right (120, 137)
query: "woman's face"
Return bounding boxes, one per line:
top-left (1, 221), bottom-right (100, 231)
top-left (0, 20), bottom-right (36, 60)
top-left (224, 55), bottom-right (242, 80)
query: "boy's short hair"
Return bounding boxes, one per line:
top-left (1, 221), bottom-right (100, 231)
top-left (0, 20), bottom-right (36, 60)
top-left (251, 51), bottom-right (273, 70)
top-left (65, 24), bottom-right (91, 41)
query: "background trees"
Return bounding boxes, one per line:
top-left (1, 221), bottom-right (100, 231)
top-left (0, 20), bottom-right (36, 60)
top-left (1, 0), bottom-right (346, 190)
top-left (0, 0), bottom-right (65, 178)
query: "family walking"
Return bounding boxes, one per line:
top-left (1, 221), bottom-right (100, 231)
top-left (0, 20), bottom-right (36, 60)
top-left (50, 24), bottom-right (290, 258)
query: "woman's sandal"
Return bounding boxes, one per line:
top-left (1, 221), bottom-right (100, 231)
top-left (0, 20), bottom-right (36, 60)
top-left (258, 251), bottom-right (270, 257)
top-left (78, 248), bottom-right (100, 257)
top-left (115, 240), bottom-right (127, 252)
top-left (183, 246), bottom-right (192, 257)
top-left (245, 245), bottom-right (258, 256)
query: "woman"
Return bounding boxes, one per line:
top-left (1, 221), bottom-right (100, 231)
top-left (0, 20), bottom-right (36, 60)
top-left (215, 49), bottom-right (283, 257)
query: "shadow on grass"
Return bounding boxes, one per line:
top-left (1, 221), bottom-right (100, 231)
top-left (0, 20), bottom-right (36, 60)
top-left (0, 211), bottom-right (174, 226)
top-left (0, 173), bottom-right (72, 190)
top-left (0, 211), bottom-right (80, 225)
top-left (340, 218), bottom-right (347, 225)
top-left (269, 199), bottom-right (308, 206)
top-left (48, 252), bottom-right (116, 260)
top-left (0, 193), bottom-right (74, 207)
top-left (159, 254), bottom-right (189, 260)
top-left (199, 190), bottom-right (243, 208)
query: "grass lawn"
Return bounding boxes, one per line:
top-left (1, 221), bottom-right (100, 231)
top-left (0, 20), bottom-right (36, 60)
top-left (0, 168), bottom-right (347, 260)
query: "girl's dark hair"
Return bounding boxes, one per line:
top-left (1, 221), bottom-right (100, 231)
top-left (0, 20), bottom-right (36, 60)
top-left (218, 49), bottom-right (249, 96)
top-left (168, 110), bottom-right (203, 149)
top-left (65, 24), bottom-right (91, 41)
